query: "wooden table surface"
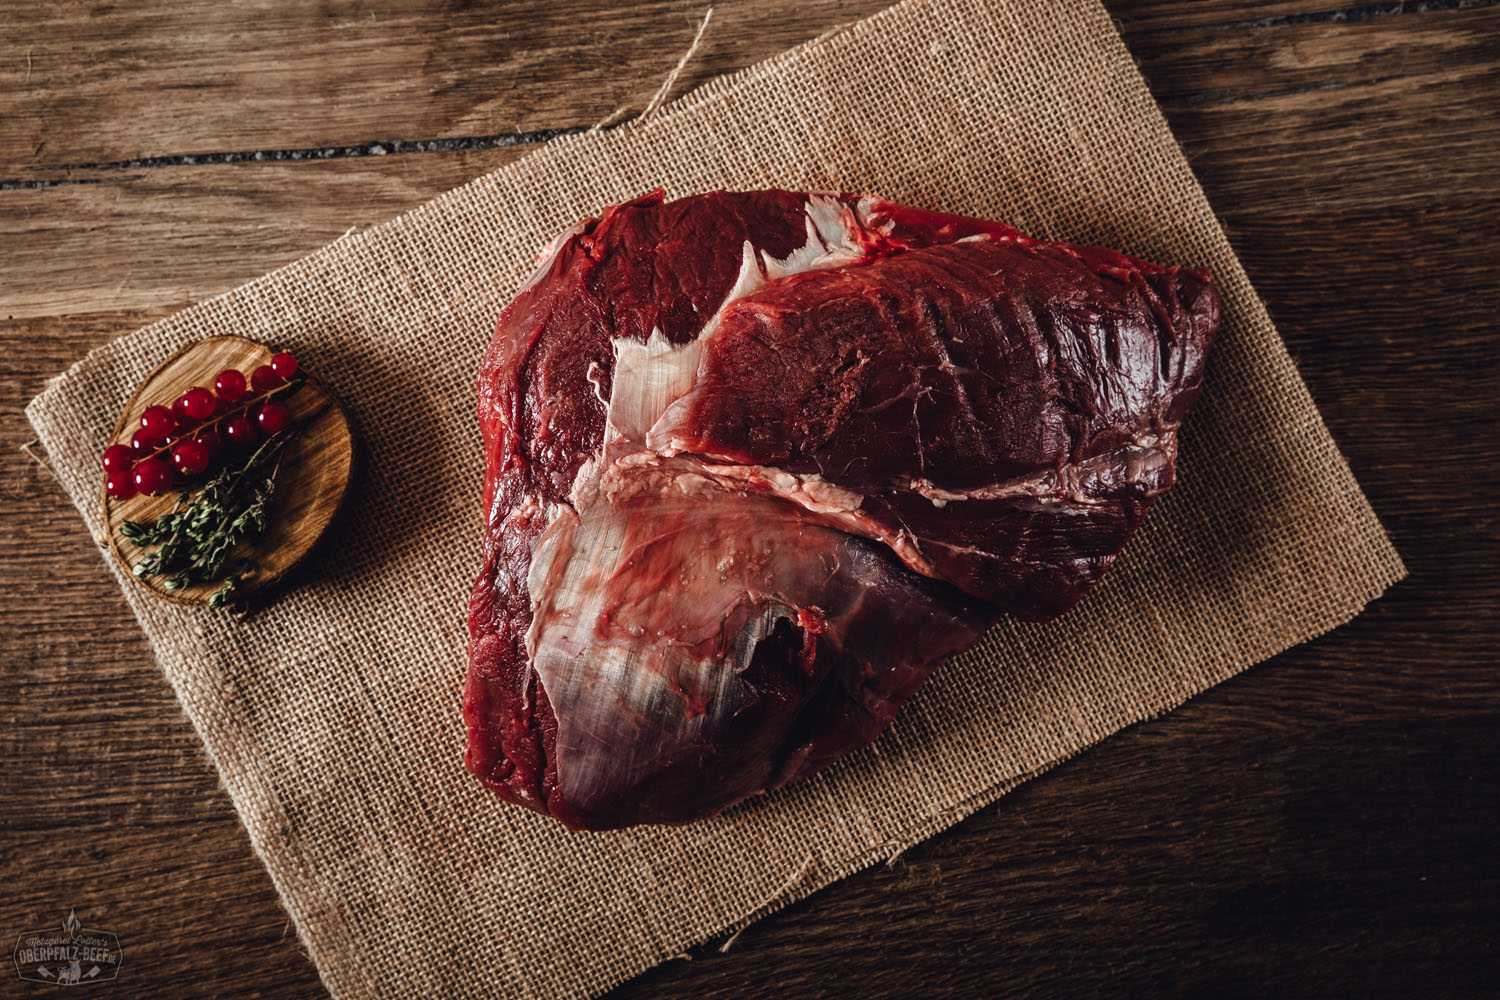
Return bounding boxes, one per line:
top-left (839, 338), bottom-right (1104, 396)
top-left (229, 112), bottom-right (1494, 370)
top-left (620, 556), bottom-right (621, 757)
top-left (3, 1), bottom-right (1497, 997)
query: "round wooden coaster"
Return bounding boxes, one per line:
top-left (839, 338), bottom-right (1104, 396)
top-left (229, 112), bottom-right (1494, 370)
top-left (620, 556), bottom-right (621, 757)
top-left (102, 336), bottom-right (355, 606)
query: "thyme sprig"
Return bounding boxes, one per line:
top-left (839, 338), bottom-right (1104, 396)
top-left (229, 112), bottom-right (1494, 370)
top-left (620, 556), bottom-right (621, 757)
top-left (121, 430), bottom-right (296, 609)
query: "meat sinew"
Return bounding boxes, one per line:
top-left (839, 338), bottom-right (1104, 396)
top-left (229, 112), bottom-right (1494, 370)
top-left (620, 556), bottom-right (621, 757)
top-left (466, 189), bottom-right (1220, 830)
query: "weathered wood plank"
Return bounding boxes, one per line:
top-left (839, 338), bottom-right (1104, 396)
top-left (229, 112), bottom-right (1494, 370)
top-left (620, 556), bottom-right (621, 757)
top-left (0, 148), bottom-right (528, 319)
top-left (0, 0), bottom-right (1459, 174)
top-left (614, 707), bottom-right (1500, 999)
top-left (0, 0), bottom-right (893, 173)
top-left (1133, 4), bottom-right (1499, 99)
top-left (1153, 9), bottom-right (1500, 215)
top-left (6, 819), bottom-right (316, 998)
top-left (1111, 0), bottom-right (1402, 32)
top-left (4, 7), bottom-right (1496, 320)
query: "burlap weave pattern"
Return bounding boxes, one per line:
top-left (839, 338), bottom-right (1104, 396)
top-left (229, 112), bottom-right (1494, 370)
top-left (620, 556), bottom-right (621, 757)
top-left (27, 0), bottom-right (1405, 997)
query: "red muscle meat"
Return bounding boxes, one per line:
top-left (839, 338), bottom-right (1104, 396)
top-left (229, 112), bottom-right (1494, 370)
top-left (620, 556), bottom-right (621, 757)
top-left (466, 190), bottom-right (1219, 830)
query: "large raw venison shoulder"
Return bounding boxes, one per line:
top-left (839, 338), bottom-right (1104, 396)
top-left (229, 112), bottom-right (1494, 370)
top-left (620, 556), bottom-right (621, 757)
top-left (466, 189), bottom-right (1219, 830)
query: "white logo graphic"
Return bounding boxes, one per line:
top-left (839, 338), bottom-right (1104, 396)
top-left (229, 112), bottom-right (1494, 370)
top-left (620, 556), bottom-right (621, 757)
top-left (13, 908), bottom-right (123, 986)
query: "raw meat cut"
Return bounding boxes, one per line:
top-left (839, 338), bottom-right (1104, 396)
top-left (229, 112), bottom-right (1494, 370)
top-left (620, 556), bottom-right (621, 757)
top-left (466, 189), bottom-right (1219, 830)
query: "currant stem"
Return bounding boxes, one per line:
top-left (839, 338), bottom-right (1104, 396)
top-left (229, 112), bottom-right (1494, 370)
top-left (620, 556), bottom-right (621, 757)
top-left (133, 375), bottom-right (303, 466)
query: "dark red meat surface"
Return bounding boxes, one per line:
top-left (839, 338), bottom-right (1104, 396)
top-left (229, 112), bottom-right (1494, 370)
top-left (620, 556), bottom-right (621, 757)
top-left (466, 189), bottom-right (1219, 830)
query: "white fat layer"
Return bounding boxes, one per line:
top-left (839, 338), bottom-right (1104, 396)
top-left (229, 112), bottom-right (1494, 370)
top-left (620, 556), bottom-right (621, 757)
top-left (605, 196), bottom-right (875, 450)
top-left (525, 454), bottom-right (803, 810)
top-left (765, 194), bottom-right (869, 278)
top-left (605, 241), bottom-right (763, 444)
top-left (524, 486), bottom-right (788, 808)
top-left (855, 195), bottom-right (897, 234)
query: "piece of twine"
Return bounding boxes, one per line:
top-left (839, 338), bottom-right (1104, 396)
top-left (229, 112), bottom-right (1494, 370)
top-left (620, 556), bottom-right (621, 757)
top-left (591, 7), bottom-right (715, 133)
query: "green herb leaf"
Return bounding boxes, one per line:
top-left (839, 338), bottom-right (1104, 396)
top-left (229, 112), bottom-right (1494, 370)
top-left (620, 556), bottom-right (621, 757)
top-left (119, 427), bottom-right (296, 610)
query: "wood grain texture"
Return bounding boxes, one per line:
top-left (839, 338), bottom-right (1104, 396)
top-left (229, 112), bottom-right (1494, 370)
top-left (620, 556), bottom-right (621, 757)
top-left (103, 336), bottom-right (354, 606)
top-left (0, 149), bottom-right (532, 319)
top-left (0, 0), bottom-right (895, 172)
top-left (5, 0), bottom-right (1405, 172)
top-left (5, 6), bottom-right (1497, 320)
top-left (1109, 0), bottom-right (1451, 32)
top-left (2, 1), bottom-right (1497, 999)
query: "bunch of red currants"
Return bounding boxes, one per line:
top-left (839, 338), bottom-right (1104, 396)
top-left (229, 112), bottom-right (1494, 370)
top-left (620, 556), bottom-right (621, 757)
top-left (102, 352), bottom-right (301, 500)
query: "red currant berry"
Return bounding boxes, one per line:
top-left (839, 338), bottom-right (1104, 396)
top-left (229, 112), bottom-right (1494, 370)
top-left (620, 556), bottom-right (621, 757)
top-left (133, 458), bottom-right (172, 496)
top-left (171, 440), bottom-right (211, 477)
top-left (179, 386), bottom-right (217, 421)
top-left (224, 415), bottom-right (259, 448)
top-left (195, 426), bottom-right (223, 456)
top-left (250, 364), bottom-right (281, 393)
top-left (256, 399), bottom-right (292, 436)
top-left (214, 368), bottom-right (247, 402)
top-left (130, 430), bottom-right (155, 457)
top-left (139, 405), bottom-right (176, 441)
top-left (105, 470), bottom-right (137, 500)
top-left (270, 351), bottom-right (298, 379)
top-left (102, 444), bottom-right (135, 472)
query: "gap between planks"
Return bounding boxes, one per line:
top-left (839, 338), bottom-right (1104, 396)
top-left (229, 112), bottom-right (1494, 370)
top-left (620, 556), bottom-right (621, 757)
top-left (3, 0), bottom-right (1494, 190)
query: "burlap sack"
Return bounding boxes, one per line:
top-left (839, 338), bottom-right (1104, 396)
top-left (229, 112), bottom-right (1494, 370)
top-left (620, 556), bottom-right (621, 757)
top-left (27, 0), bottom-right (1405, 997)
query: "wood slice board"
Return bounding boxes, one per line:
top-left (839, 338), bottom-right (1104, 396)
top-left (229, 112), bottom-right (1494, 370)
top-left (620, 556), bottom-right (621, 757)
top-left (102, 335), bottom-right (355, 606)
